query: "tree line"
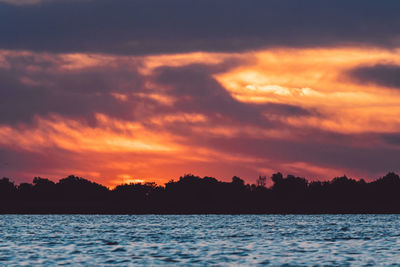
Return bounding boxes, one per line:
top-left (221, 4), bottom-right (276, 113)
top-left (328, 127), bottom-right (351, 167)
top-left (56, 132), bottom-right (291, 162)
top-left (1, 172), bottom-right (400, 213)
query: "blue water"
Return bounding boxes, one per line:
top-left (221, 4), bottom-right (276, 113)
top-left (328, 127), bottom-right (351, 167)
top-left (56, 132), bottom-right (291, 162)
top-left (0, 215), bottom-right (400, 266)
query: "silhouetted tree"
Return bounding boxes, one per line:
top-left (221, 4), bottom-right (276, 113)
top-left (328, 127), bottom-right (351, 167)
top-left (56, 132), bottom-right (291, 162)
top-left (32, 177), bottom-right (56, 200)
top-left (256, 175), bottom-right (267, 187)
top-left (2, 171), bottom-right (400, 214)
top-left (57, 175), bottom-right (109, 201)
top-left (0, 177), bottom-right (16, 199)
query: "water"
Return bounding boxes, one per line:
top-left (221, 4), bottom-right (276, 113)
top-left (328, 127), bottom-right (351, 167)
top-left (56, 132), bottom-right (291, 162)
top-left (0, 215), bottom-right (400, 266)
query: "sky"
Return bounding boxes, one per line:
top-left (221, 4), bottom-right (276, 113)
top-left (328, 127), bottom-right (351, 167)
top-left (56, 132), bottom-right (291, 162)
top-left (1, 0), bottom-right (400, 187)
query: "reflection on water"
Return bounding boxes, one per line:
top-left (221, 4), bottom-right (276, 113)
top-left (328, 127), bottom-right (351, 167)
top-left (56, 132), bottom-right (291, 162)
top-left (0, 215), bottom-right (400, 265)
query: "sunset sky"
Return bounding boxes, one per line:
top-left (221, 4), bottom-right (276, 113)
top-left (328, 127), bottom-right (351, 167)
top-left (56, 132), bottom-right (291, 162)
top-left (1, 0), bottom-right (400, 187)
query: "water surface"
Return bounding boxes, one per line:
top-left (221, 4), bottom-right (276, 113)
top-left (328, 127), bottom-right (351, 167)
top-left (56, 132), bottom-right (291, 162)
top-left (1, 215), bottom-right (400, 265)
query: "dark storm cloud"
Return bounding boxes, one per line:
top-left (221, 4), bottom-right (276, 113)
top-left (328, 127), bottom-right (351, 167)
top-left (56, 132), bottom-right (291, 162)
top-left (348, 64), bottom-right (400, 89)
top-left (1, 0), bottom-right (400, 55)
top-left (0, 54), bottom-right (145, 124)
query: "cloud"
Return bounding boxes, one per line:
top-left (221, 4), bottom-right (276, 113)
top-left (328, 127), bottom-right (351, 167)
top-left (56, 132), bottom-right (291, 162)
top-left (0, 50), bottom-right (314, 126)
top-left (348, 64), bottom-right (400, 89)
top-left (201, 134), bottom-right (400, 177)
top-left (0, 0), bottom-right (43, 5)
top-left (1, 0), bottom-right (400, 55)
top-left (0, 146), bottom-right (82, 180)
top-left (381, 133), bottom-right (400, 146)
top-left (0, 52), bottom-right (145, 124)
top-left (151, 63), bottom-right (314, 127)
top-left (2, 47), bottom-right (400, 184)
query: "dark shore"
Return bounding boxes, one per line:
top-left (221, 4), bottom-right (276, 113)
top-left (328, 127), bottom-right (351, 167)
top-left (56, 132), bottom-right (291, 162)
top-left (2, 172), bottom-right (400, 214)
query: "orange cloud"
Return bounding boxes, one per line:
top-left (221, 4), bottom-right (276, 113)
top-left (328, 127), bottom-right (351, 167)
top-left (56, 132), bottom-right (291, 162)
top-left (215, 47), bottom-right (400, 134)
top-left (2, 47), bottom-right (400, 186)
top-left (0, 114), bottom-right (181, 153)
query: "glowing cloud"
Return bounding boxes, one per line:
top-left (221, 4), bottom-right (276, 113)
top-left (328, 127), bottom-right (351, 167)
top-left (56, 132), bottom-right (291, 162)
top-left (2, 46), bottom-right (400, 186)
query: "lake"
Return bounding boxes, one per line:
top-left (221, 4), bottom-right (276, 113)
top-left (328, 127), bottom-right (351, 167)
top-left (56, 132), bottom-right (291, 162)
top-left (0, 215), bottom-right (399, 265)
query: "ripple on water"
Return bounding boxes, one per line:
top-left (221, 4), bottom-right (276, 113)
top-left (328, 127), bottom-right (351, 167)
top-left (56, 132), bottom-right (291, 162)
top-left (1, 214), bottom-right (400, 265)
